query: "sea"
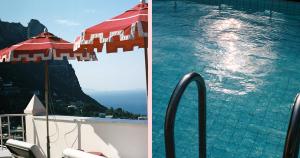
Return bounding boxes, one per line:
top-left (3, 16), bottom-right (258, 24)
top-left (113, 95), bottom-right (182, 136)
top-left (87, 90), bottom-right (147, 115)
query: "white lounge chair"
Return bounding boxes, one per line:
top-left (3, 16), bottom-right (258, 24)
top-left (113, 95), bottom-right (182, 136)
top-left (63, 148), bottom-right (106, 158)
top-left (5, 139), bottom-right (45, 158)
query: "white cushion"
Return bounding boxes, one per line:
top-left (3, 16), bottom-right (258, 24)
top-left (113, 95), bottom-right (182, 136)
top-left (63, 148), bottom-right (105, 158)
top-left (6, 139), bottom-right (45, 158)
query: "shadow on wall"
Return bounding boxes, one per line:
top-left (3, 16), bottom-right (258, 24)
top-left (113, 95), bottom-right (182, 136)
top-left (32, 120), bottom-right (46, 157)
top-left (29, 116), bottom-right (147, 158)
top-left (81, 118), bottom-right (147, 158)
top-left (70, 120), bottom-right (121, 158)
top-left (32, 118), bottom-right (121, 158)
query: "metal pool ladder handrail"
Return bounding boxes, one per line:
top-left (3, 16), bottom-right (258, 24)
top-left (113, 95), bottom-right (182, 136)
top-left (283, 93), bottom-right (300, 158)
top-left (164, 72), bottom-right (206, 158)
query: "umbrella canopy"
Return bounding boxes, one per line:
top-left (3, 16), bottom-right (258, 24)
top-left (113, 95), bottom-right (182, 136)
top-left (0, 29), bottom-right (96, 158)
top-left (0, 31), bottom-right (97, 63)
top-left (74, 2), bottom-right (147, 53)
top-left (74, 2), bottom-right (148, 93)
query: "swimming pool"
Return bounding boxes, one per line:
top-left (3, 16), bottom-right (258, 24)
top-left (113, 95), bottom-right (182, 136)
top-left (153, 0), bottom-right (300, 157)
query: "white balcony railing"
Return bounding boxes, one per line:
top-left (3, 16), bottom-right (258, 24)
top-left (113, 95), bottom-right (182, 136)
top-left (0, 114), bottom-right (26, 150)
top-left (25, 115), bottom-right (147, 158)
top-left (0, 95), bottom-right (148, 158)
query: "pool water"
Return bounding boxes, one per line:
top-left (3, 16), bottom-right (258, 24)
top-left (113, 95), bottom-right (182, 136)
top-left (153, 0), bottom-right (300, 157)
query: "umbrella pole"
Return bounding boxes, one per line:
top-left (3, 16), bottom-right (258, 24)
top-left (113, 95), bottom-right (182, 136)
top-left (144, 37), bottom-right (148, 96)
top-left (45, 61), bottom-right (50, 158)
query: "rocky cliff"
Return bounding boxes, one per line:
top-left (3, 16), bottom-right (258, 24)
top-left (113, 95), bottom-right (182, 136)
top-left (0, 19), bottom-right (107, 116)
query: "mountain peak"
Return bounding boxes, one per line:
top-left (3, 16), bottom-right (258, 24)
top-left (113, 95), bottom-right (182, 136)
top-left (27, 19), bottom-right (46, 38)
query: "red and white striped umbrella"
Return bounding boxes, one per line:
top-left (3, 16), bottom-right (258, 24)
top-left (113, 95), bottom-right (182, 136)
top-left (0, 31), bottom-right (97, 63)
top-left (74, 2), bottom-right (147, 53)
top-left (74, 1), bottom-right (148, 92)
top-left (0, 29), bottom-right (96, 158)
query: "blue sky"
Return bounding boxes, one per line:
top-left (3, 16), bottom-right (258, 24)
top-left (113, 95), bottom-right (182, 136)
top-left (0, 0), bottom-right (146, 92)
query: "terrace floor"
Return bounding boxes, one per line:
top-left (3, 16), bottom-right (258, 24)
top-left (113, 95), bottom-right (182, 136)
top-left (0, 149), bottom-right (11, 158)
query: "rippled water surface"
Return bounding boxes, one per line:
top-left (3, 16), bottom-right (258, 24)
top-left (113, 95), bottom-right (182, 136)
top-left (153, 0), bottom-right (300, 157)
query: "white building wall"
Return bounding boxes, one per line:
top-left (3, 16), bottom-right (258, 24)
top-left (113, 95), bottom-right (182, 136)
top-left (25, 115), bottom-right (147, 158)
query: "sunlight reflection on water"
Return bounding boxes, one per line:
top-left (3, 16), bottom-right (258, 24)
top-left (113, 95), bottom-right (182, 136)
top-left (194, 17), bottom-right (278, 95)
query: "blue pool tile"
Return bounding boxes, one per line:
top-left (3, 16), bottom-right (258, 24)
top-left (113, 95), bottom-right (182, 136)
top-left (153, 0), bottom-right (300, 157)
